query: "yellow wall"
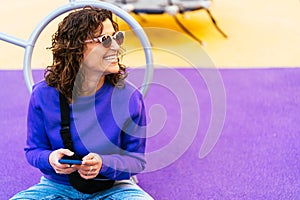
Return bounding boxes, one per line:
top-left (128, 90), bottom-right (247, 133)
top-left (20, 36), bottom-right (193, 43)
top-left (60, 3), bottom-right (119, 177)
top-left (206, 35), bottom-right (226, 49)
top-left (0, 0), bottom-right (299, 69)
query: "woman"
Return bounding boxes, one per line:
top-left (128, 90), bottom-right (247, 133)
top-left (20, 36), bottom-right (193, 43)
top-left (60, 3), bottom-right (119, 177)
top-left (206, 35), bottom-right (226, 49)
top-left (11, 6), bottom-right (153, 200)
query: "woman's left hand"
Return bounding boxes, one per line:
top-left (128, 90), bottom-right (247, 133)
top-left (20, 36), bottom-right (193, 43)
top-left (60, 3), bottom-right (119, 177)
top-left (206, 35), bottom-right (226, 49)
top-left (76, 153), bottom-right (103, 179)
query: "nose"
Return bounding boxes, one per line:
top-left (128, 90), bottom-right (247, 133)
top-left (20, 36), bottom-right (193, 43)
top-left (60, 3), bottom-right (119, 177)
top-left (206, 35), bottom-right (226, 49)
top-left (110, 39), bottom-right (120, 50)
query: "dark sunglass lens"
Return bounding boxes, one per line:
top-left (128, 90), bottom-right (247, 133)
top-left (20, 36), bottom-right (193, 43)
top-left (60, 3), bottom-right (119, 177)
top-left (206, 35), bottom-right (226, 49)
top-left (102, 36), bottom-right (112, 48)
top-left (115, 32), bottom-right (124, 45)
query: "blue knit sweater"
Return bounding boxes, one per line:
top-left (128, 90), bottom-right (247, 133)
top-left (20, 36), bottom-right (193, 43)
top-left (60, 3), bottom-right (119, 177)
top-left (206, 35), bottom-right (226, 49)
top-left (25, 79), bottom-right (147, 185)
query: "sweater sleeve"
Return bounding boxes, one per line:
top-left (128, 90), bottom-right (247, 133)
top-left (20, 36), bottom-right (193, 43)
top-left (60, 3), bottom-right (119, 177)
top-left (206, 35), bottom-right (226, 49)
top-left (25, 90), bottom-right (54, 174)
top-left (99, 94), bottom-right (147, 180)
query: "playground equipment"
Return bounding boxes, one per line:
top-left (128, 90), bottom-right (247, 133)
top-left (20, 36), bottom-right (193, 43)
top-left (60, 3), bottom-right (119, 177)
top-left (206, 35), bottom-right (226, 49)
top-left (101, 0), bottom-right (228, 45)
top-left (0, 0), bottom-right (153, 97)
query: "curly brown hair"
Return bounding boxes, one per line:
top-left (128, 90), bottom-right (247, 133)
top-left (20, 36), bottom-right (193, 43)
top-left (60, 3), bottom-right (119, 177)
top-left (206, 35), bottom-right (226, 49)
top-left (45, 6), bottom-right (127, 103)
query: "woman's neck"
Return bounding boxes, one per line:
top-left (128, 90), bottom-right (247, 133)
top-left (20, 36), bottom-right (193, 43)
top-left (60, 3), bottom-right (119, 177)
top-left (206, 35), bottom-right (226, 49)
top-left (80, 75), bottom-right (105, 96)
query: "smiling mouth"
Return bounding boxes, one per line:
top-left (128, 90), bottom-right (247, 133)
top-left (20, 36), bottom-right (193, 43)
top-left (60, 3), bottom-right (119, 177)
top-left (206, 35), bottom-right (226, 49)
top-left (103, 55), bottom-right (118, 63)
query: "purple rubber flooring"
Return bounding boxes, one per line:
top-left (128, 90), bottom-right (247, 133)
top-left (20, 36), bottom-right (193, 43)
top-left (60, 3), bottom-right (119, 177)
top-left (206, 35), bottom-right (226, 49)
top-left (1, 68), bottom-right (300, 199)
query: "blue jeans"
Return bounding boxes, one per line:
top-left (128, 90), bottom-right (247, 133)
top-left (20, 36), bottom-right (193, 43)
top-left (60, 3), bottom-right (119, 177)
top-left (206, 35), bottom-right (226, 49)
top-left (10, 176), bottom-right (154, 200)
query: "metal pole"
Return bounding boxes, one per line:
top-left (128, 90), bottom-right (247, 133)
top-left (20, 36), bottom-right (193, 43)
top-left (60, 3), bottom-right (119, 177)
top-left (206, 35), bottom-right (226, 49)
top-left (24, 1), bottom-right (153, 96)
top-left (0, 1), bottom-right (153, 97)
top-left (0, 32), bottom-right (28, 48)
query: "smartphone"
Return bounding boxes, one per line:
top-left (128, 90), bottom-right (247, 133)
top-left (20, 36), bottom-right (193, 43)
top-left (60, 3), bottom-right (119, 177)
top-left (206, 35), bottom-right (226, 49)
top-left (58, 159), bottom-right (82, 165)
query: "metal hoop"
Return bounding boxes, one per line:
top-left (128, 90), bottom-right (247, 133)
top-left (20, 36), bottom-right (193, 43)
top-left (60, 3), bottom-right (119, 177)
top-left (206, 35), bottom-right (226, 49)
top-left (1, 1), bottom-right (153, 97)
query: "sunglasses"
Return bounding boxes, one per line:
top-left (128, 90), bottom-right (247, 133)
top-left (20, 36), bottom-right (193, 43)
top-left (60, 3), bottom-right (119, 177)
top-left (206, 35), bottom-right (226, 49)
top-left (84, 31), bottom-right (125, 48)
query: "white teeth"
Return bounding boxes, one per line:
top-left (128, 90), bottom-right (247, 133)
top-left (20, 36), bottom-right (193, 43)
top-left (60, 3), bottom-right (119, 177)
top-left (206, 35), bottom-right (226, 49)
top-left (104, 55), bottom-right (117, 60)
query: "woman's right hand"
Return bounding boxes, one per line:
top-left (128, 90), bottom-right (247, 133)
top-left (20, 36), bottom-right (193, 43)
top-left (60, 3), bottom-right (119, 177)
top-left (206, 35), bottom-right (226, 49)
top-left (49, 148), bottom-right (78, 175)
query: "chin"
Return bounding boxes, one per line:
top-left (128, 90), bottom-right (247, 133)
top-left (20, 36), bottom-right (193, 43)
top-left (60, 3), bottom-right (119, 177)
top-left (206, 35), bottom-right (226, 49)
top-left (104, 63), bottom-right (120, 74)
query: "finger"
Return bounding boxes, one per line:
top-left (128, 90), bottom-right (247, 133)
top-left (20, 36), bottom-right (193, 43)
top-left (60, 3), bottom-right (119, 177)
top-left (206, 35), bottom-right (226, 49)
top-left (82, 160), bottom-right (96, 166)
top-left (70, 164), bottom-right (81, 170)
top-left (78, 165), bottom-right (93, 175)
top-left (65, 166), bottom-right (77, 174)
top-left (60, 164), bottom-right (72, 169)
top-left (59, 163), bottom-right (75, 170)
top-left (82, 153), bottom-right (101, 165)
top-left (78, 170), bottom-right (92, 180)
top-left (56, 166), bottom-right (76, 175)
top-left (55, 168), bottom-right (64, 174)
top-left (54, 163), bottom-right (71, 172)
top-left (92, 153), bottom-right (102, 161)
top-left (86, 165), bottom-right (93, 176)
top-left (87, 166), bottom-right (95, 177)
top-left (58, 149), bottom-right (74, 157)
top-left (82, 153), bottom-right (95, 161)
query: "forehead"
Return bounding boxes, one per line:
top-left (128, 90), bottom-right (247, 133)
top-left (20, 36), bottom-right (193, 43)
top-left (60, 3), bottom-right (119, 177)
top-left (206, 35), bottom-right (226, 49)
top-left (95, 18), bottom-right (115, 35)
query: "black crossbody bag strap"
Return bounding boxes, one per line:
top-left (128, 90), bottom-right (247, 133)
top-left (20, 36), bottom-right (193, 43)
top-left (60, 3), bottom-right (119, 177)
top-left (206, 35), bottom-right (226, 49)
top-left (59, 93), bottom-right (74, 152)
top-left (58, 92), bottom-right (115, 194)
